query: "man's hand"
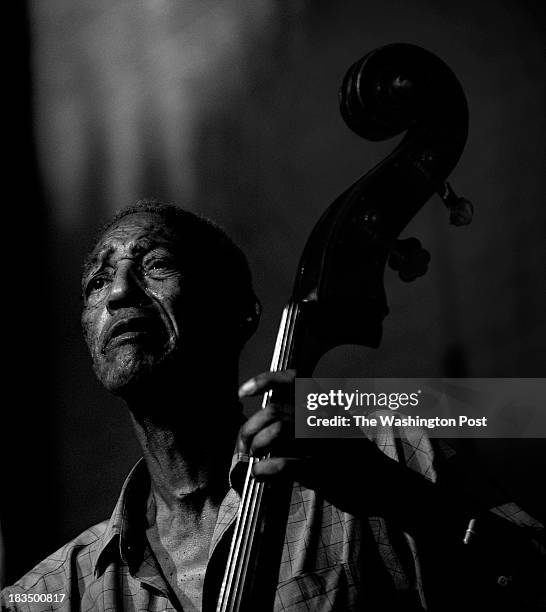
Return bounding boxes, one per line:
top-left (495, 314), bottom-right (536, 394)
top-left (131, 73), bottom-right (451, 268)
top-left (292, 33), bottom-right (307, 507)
top-left (237, 369), bottom-right (480, 588)
top-left (237, 370), bottom-right (384, 495)
top-left (237, 370), bottom-right (305, 481)
top-left (237, 370), bottom-right (456, 532)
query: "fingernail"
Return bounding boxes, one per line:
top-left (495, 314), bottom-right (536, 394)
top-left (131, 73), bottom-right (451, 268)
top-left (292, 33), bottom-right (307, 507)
top-left (238, 379), bottom-right (256, 397)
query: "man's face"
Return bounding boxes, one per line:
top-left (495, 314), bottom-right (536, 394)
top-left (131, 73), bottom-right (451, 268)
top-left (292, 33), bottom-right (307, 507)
top-left (81, 212), bottom-right (185, 395)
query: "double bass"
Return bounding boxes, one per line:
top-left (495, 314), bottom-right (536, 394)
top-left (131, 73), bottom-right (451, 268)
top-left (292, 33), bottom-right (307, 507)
top-left (216, 43), bottom-right (472, 612)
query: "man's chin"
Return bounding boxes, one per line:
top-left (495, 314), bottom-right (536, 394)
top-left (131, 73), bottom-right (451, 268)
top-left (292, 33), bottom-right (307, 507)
top-left (93, 347), bottom-right (166, 397)
top-left (101, 369), bottom-right (150, 397)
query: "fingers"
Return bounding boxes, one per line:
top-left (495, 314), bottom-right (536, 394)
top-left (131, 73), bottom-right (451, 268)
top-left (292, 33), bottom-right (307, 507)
top-left (238, 405), bottom-right (279, 453)
top-left (252, 457), bottom-right (301, 481)
top-left (238, 370), bottom-right (296, 457)
top-left (252, 456), bottom-right (316, 483)
top-left (238, 369), bottom-right (296, 399)
top-left (238, 405), bottom-right (293, 456)
top-left (249, 419), bottom-right (293, 456)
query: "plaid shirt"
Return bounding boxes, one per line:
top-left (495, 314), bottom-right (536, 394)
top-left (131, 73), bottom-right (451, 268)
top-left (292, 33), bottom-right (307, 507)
top-left (0, 427), bottom-right (467, 612)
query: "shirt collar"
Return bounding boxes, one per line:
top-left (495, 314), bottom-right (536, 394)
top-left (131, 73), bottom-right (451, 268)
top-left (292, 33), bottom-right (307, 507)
top-left (94, 448), bottom-right (250, 577)
top-left (94, 458), bottom-right (150, 577)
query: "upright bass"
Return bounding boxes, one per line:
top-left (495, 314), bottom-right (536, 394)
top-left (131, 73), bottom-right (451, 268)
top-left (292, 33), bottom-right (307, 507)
top-left (216, 43), bottom-right (472, 612)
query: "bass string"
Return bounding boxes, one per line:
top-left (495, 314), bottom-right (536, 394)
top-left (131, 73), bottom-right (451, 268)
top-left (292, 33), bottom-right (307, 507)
top-left (233, 303), bottom-right (295, 595)
top-left (234, 301), bottom-right (298, 606)
top-left (227, 302), bottom-right (296, 608)
top-left (218, 304), bottom-right (291, 611)
top-left (217, 304), bottom-right (292, 611)
top-left (231, 301), bottom-right (298, 605)
top-left (217, 302), bottom-right (299, 611)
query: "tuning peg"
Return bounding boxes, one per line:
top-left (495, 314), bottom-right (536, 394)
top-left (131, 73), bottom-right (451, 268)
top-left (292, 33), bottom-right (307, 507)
top-left (388, 237), bottom-right (431, 282)
top-left (439, 182), bottom-right (474, 226)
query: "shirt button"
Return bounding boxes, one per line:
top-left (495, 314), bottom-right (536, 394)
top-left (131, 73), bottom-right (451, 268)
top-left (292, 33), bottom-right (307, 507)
top-left (497, 575), bottom-right (512, 587)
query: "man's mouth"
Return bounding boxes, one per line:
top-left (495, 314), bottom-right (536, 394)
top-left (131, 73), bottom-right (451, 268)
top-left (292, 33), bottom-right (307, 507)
top-left (102, 315), bottom-right (166, 352)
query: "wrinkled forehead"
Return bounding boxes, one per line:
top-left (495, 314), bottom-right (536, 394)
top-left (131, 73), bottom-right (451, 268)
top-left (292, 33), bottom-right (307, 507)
top-left (98, 212), bottom-right (177, 249)
top-left (83, 212), bottom-right (181, 276)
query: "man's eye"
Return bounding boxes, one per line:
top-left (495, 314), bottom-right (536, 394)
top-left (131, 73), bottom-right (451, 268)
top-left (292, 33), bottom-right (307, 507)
top-left (85, 276), bottom-right (109, 296)
top-left (145, 258), bottom-right (177, 275)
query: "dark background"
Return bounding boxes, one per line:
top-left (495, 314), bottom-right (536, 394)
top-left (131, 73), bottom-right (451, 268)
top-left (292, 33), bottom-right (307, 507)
top-left (4, 0), bottom-right (545, 586)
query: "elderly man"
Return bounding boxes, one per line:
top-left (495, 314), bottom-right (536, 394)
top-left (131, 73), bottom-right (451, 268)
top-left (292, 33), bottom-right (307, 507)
top-left (3, 199), bottom-right (497, 611)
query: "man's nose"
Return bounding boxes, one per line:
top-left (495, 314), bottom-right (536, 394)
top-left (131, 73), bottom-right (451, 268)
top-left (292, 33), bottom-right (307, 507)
top-left (107, 260), bottom-right (149, 312)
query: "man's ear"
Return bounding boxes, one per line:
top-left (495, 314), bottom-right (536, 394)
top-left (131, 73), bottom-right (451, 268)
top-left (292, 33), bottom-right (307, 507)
top-left (239, 295), bottom-right (261, 345)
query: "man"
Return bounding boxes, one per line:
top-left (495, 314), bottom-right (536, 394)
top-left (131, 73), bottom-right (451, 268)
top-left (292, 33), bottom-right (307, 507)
top-left (2, 199), bottom-right (517, 611)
